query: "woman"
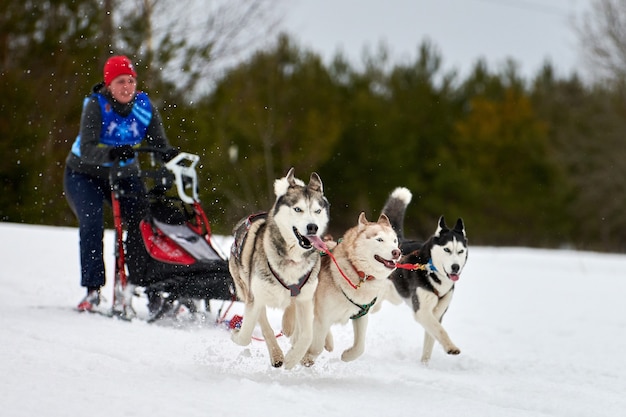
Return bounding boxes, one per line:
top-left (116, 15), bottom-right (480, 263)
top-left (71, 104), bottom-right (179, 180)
top-left (64, 55), bottom-right (178, 311)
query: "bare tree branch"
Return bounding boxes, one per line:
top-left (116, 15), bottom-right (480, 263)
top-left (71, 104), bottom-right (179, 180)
top-left (576, 0), bottom-right (626, 82)
top-left (126, 0), bottom-right (284, 96)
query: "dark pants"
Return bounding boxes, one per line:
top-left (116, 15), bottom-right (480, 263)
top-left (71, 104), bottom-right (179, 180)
top-left (64, 166), bottom-right (148, 289)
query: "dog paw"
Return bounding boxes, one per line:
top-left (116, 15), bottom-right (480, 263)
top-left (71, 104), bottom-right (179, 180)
top-left (230, 329), bottom-right (251, 346)
top-left (269, 347), bottom-right (285, 368)
top-left (283, 357), bottom-right (298, 370)
top-left (341, 346), bottom-right (364, 362)
top-left (284, 350), bottom-right (306, 370)
top-left (447, 346), bottom-right (461, 355)
top-left (301, 355), bottom-right (315, 367)
top-left (324, 331), bottom-right (334, 352)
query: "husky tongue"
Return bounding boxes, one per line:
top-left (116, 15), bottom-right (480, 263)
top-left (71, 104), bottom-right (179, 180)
top-left (449, 273), bottom-right (460, 282)
top-left (375, 255), bottom-right (396, 269)
top-left (307, 235), bottom-right (328, 252)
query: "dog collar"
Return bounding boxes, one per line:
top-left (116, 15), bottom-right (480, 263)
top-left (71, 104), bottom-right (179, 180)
top-left (427, 258), bottom-right (438, 273)
top-left (351, 262), bottom-right (376, 283)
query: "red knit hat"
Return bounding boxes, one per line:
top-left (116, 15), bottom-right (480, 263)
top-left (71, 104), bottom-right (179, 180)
top-left (103, 55), bottom-right (137, 86)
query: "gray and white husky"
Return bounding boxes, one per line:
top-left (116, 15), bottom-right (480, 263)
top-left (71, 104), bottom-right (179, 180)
top-left (380, 187), bottom-right (468, 364)
top-left (282, 211), bottom-right (402, 366)
top-left (229, 168), bottom-right (329, 369)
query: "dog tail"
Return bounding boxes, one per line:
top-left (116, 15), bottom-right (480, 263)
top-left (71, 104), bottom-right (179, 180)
top-left (381, 187), bottom-right (412, 240)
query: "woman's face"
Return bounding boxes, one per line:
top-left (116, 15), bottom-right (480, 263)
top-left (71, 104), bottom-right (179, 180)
top-left (108, 75), bottom-right (137, 104)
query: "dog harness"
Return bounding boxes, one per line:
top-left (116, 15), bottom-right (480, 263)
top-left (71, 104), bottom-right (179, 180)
top-left (341, 290), bottom-right (377, 319)
top-left (230, 212), bottom-right (267, 262)
top-left (267, 261), bottom-right (313, 297)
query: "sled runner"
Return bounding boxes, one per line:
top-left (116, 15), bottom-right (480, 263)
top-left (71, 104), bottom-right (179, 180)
top-left (109, 148), bottom-right (234, 322)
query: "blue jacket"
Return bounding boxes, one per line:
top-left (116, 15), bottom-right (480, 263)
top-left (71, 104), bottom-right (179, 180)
top-left (72, 91), bottom-right (152, 152)
top-left (65, 84), bottom-right (173, 180)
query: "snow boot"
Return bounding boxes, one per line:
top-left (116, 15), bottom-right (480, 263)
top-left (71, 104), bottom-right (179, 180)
top-left (77, 289), bottom-right (101, 312)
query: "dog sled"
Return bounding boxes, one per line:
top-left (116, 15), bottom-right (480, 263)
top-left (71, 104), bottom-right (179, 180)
top-left (109, 147), bottom-right (234, 322)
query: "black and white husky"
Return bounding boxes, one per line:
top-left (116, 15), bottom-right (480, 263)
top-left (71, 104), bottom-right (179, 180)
top-left (380, 187), bottom-right (468, 364)
top-left (229, 168), bottom-right (329, 369)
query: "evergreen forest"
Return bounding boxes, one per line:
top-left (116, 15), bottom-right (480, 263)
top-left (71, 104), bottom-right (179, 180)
top-left (2, 0), bottom-right (626, 252)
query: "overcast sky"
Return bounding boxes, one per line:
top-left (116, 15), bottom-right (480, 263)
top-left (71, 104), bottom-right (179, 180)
top-left (280, 0), bottom-right (593, 80)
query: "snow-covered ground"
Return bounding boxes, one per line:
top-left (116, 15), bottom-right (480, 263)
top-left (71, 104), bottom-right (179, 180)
top-left (2, 221), bottom-right (624, 417)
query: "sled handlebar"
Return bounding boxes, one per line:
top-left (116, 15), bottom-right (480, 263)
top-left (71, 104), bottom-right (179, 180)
top-left (135, 147), bottom-right (200, 204)
top-left (110, 147), bottom-right (201, 204)
top-left (164, 152), bottom-right (200, 204)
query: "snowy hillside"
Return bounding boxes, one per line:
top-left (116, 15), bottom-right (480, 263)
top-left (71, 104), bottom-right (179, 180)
top-left (1, 222), bottom-right (625, 417)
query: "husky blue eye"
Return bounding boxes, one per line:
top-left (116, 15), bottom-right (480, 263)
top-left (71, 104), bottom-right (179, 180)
top-left (314, 209), bottom-right (322, 214)
top-left (444, 248), bottom-right (451, 253)
top-left (294, 207), bottom-right (303, 213)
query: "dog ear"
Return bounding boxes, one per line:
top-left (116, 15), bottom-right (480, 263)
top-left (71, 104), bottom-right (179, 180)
top-left (435, 215), bottom-right (448, 237)
top-left (453, 218), bottom-right (466, 237)
top-left (286, 167), bottom-right (296, 186)
top-left (378, 213), bottom-right (391, 228)
top-left (358, 211), bottom-right (368, 229)
top-left (274, 167), bottom-right (296, 197)
top-left (308, 172), bottom-right (323, 193)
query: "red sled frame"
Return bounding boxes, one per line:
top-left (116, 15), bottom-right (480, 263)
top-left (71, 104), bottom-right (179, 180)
top-left (109, 151), bottom-right (227, 318)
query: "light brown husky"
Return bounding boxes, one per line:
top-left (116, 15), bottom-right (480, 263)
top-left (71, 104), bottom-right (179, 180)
top-left (283, 211), bottom-right (403, 366)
